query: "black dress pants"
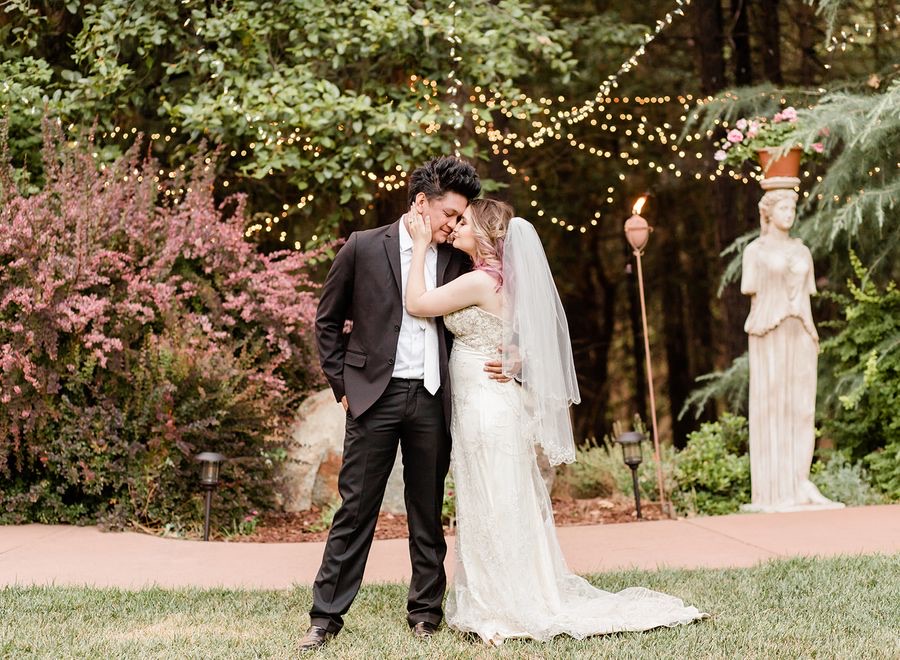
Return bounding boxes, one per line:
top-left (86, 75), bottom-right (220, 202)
top-left (309, 378), bottom-right (451, 633)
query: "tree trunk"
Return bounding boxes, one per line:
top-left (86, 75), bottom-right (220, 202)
top-left (656, 215), bottom-right (695, 448)
top-left (718, 184), bottom-right (755, 363)
top-left (569, 232), bottom-right (617, 443)
top-left (758, 0), bottom-right (783, 83)
top-left (731, 0), bottom-right (753, 85)
top-left (692, 0), bottom-right (743, 377)
top-left (626, 251), bottom-right (648, 423)
top-left (692, 0), bottom-right (728, 93)
top-left (795, 0), bottom-right (821, 85)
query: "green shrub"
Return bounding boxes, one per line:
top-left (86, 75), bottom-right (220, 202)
top-left (0, 129), bottom-right (321, 533)
top-left (865, 439), bottom-right (900, 501)
top-left (810, 452), bottom-right (885, 506)
top-left (307, 500), bottom-right (340, 533)
top-left (442, 473), bottom-right (456, 528)
top-left (819, 252), bottom-right (900, 459)
top-left (671, 413), bottom-right (751, 516)
top-left (559, 438), bottom-right (622, 499)
top-left (558, 415), bottom-right (677, 504)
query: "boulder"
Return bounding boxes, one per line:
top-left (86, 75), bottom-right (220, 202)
top-left (279, 388), bottom-right (557, 515)
top-left (280, 388), bottom-right (407, 514)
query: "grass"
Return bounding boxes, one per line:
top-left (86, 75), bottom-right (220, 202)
top-left (1, 555), bottom-right (898, 659)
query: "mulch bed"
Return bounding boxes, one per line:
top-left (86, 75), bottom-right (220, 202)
top-left (233, 495), bottom-right (666, 543)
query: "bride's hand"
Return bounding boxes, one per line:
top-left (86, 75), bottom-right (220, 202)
top-left (405, 205), bottom-right (433, 248)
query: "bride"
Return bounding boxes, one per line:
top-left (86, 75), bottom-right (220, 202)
top-left (405, 198), bottom-right (705, 645)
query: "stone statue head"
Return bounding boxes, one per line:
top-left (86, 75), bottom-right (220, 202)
top-left (758, 189), bottom-right (799, 236)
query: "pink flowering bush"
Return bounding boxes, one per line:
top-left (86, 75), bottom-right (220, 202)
top-left (713, 106), bottom-right (826, 168)
top-left (0, 121), bottom-right (323, 531)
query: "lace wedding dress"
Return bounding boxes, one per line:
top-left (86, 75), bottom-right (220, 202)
top-left (443, 305), bottom-right (705, 645)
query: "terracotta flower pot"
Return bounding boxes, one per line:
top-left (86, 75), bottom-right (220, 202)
top-left (757, 147), bottom-right (802, 178)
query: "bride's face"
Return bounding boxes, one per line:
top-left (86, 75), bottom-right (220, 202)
top-left (449, 206), bottom-right (478, 256)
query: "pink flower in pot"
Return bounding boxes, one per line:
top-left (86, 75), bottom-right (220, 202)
top-left (727, 129), bottom-right (744, 143)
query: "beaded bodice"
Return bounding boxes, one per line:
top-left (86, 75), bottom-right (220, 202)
top-left (444, 306), bottom-right (504, 357)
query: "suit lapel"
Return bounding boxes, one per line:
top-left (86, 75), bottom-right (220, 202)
top-left (384, 220), bottom-right (402, 296)
top-left (437, 244), bottom-right (452, 285)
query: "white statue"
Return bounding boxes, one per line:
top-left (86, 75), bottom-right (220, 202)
top-left (740, 185), bottom-right (842, 512)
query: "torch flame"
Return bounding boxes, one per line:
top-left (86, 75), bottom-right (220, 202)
top-left (632, 195), bottom-right (648, 216)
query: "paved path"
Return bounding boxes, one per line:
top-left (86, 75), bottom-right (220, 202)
top-left (1, 505), bottom-right (897, 589)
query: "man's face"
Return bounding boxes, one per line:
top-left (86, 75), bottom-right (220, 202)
top-left (416, 191), bottom-right (468, 244)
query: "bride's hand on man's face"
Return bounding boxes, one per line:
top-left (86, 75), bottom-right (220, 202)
top-left (405, 204), bottom-right (433, 247)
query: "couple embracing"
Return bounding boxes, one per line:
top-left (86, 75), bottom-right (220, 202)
top-left (300, 157), bottom-right (703, 651)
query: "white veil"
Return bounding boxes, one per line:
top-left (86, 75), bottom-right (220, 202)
top-left (501, 217), bottom-right (580, 466)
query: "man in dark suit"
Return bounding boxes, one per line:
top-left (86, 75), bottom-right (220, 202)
top-left (300, 157), bottom-right (493, 652)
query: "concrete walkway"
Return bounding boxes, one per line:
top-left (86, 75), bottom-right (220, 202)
top-left (1, 505), bottom-right (897, 590)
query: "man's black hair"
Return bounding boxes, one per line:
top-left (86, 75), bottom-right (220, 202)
top-left (407, 156), bottom-right (481, 205)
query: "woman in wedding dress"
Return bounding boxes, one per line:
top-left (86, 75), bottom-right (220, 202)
top-left (405, 198), bottom-right (705, 645)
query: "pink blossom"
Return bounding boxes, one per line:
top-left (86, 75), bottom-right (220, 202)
top-left (773, 112), bottom-right (783, 123)
top-left (735, 118), bottom-right (748, 131)
top-left (747, 121), bottom-right (760, 138)
top-left (0, 121), bottom-right (324, 469)
top-left (781, 106), bottom-right (797, 122)
top-left (812, 142), bottom-right (825, 153)
top-left (714, 149), bottom-right (728, 162)
top-left (727, 129), bottom-right (744, 143)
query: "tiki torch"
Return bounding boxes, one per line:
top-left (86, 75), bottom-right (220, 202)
top-left (624, 196), bottom-right (670, 518)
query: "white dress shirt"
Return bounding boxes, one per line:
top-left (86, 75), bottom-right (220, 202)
top-left (393, 219), bottom-right (440, 392)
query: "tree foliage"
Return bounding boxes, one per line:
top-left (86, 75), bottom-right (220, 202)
top-left (1, 0), bottom-right (578, 232)
top-left (2, 0), bottom-right (898, 461)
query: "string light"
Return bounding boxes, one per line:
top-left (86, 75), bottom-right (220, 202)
top-left (7, 0), bottom-right (888, 246)
top-left (444, 0), bottom-right (464, 157)
top-left (825, 13), bottom-right (900, 52)
top-left (489, 0), bottom-right (694, 146)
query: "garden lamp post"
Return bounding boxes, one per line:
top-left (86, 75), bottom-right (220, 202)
top-left (616, 431), bottom-right (644, 519)
top-left (624, 196), bottom-right (670, 518)
top-left (195, 452), bottom-right (226, 541)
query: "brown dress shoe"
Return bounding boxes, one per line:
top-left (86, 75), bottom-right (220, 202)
top-left (298, 625), bottom-right (335, 652)
top-left (411, 621), bottom-right (439, 639)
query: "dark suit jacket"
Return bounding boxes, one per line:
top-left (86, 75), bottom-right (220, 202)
top-left (316, 219), bottom-right (471, 422)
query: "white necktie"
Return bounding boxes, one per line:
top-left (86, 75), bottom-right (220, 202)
top-left (423, 247), bottom-right (440, 395)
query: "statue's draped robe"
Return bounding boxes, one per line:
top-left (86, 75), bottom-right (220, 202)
top-left (742, 236), bottom-right (828, 509)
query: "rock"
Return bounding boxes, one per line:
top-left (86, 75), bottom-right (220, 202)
top-left (381, 452), bottom-right (407, 515)
top-left (280, 388), bottom-right (407, 515)
top-left (280, 388), bottom-right (557, 515)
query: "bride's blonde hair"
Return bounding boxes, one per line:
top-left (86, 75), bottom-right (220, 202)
top-left (467, 198), bottom-right (513, 286)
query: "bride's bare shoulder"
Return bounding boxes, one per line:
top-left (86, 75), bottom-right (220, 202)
top-left (458, 268), bottom-right (499, 288)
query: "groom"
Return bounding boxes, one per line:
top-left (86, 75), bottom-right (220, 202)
top-left (300, 156), bottom-right (496, 652)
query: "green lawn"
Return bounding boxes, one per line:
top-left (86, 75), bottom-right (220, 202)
top-left (1, 555), bottom-right (897, 659)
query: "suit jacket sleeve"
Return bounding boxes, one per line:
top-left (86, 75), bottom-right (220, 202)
top-left (316, 232), bottom-right (358, 402)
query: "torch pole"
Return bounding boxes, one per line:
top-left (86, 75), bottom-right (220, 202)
top-left (633, 248), bottom-right (669, 517)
